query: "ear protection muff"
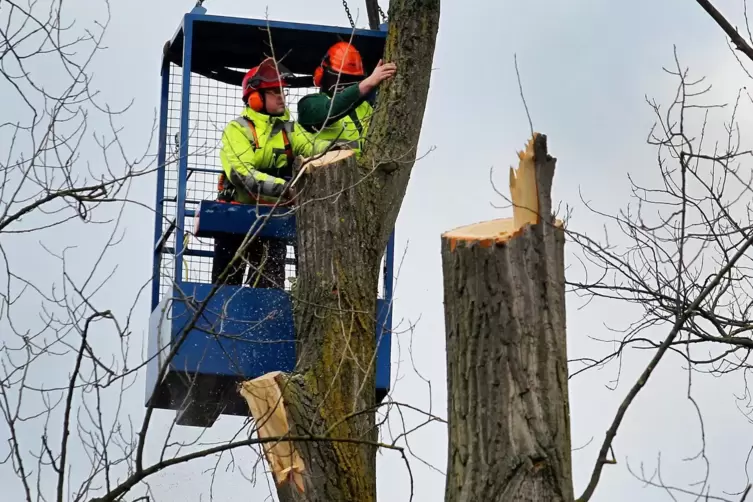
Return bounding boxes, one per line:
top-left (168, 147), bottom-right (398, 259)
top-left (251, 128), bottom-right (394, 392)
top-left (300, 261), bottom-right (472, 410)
top-left (247, 91), bottom-right (265, 112)
top-left (245, 74), bottom-right (266, 112)
top-left (313, 54), bottom-right (330, 88)
top-left (313, 65), bottom-right (324, 88)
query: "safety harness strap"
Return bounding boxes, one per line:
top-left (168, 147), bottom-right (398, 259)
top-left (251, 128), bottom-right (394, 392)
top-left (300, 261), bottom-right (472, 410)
top-left (233, 116), bottom-right (260, 149)
top-left (270, 120), bottom-right (294, 167)
top-left (348, 109), bottom-right (364, 137)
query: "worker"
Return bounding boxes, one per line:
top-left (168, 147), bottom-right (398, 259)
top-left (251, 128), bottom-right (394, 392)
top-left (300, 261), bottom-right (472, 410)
top-left (212, 57), bottom-right (313, 289)
top-left (297, 41), bottom-right (396, 157)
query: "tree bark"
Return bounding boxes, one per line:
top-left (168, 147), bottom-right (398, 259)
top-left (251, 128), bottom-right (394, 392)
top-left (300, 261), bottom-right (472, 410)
top-left (362, 0), bottom-right (441, 245)
top-left (441, 134), bottom-right (574, 502)
top-left (265, 150), bottom-right (381, 502)
top-left (240, 0), bottom-right (441, 497)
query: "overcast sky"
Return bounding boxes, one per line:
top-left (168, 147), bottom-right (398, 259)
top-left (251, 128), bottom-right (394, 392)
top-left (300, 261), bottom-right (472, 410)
top-left (3, 0), bottom-right (753, 500)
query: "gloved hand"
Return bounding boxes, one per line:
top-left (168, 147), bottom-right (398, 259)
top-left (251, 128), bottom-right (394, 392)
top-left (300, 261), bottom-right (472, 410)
top-left (235, 172), bottom-right (286, 198)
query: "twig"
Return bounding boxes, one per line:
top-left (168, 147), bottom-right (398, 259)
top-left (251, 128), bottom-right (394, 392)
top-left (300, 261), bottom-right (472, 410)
top-left (514, 53), bottom-right (534, 137)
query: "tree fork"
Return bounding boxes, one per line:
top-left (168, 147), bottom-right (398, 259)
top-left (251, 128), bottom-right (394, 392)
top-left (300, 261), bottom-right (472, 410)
top-left (441, 133), bottom-right (574, 502)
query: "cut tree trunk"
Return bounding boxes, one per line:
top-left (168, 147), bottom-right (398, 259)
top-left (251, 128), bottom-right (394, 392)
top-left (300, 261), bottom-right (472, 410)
top-left (236, 0), bottom-right (441, 497)
top-left (252, 150), bottom-right (383, 502)
top-left (441, 133), bottom-right (573, 502)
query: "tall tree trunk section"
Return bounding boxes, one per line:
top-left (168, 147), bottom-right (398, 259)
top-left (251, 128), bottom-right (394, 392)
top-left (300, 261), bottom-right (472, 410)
top-left (441, 134), bottom-right (574, 502)
top-left (272, 152), bottom-right (381, 502)
top-left (245, 0), bottom-right (441, 498)
top-left (363, 0), bottom-right (441, 244)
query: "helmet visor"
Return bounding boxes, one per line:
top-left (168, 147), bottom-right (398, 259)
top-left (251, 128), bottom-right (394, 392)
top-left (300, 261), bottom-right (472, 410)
top-left (321, 66), bottom-right (363, 93)
top-left (253, 58), bottom-right (293, 88)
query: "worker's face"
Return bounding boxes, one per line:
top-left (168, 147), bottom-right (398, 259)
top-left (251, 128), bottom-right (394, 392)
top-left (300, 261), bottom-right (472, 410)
top-left (263, 88), bottom-right (286, 115)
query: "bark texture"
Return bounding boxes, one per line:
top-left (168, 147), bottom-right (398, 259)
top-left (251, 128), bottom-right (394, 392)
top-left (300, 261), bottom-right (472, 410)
top-left (258, 1), bottom-right (441, 498)
top-left (275, 152), bottom-right (381, 502)
top-left (363, 0), bottom-right (441, 245)
top-left (441, 134), bottom-right (574, 502)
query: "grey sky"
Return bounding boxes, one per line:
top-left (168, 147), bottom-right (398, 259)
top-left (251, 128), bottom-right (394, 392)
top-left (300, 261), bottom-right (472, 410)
top-left (3, 0), bottom-right (753, 500)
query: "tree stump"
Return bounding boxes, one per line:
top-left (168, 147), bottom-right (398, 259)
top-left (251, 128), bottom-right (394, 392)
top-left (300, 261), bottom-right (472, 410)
top-left (441, 133), bottom-right (573, 502)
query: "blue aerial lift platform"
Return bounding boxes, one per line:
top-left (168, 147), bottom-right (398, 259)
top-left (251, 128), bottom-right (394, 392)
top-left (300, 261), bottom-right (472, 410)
top-left (145, 9), bottom-right (394, 427)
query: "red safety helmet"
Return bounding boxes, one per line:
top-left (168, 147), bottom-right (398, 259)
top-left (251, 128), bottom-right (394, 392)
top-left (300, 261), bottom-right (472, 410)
top-left (313, 42), bottom-right (365, 88)
top-left (242, 58), bottom-right (293, 111)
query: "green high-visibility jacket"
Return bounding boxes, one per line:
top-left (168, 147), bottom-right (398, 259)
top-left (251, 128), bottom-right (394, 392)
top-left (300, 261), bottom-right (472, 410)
top-left (297, 84), bottom-right (373, 158)
top-left (219, 106), bottom-right (315, 204)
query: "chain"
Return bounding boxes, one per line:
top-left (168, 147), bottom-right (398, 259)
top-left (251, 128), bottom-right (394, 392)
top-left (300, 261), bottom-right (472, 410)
top-left (342, 0), bottom-right (356, 28)
top-left (378, 4), bottom-right (387, 22)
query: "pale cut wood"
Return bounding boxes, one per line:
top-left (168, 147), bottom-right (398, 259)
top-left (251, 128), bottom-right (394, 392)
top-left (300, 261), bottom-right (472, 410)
top-left (443, 133), bottom-right (564, 250)
top-left (289, 149), bottom-right (355, 189)
top-left (442, 133), bottom-right (573, 502)
top-left (304, 149), bottom-right (354, 168)
top-left (239, 371), bottom-right (305, 493)
top-left (511, 134), bottom-right (542, 229)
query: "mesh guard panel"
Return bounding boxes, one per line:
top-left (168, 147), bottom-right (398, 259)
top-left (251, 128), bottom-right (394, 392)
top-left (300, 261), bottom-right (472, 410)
top-left (157, 65), bottom-right (387, 302)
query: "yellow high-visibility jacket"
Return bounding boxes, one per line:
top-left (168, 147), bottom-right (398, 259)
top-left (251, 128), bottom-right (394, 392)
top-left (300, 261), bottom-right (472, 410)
top-left (219, 106), bottom-right (314, 204)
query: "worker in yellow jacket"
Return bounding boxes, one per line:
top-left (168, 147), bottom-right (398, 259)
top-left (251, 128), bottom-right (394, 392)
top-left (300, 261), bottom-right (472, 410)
top-left (212, 57), bottom-right (313, 288)
top-left (297, 41), bottom-right (396, 157)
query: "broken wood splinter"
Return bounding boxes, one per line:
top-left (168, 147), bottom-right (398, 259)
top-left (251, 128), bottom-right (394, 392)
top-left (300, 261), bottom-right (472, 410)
top-left (239, 371), bottom-right (305, 493)
top-left (442, 132), bottom-right (563, 252)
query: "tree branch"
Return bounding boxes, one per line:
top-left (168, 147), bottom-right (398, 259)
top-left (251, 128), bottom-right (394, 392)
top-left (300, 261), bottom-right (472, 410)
top-left (694, 0), bottom-right (753, 62)
top-left (576, 190), bottom-right (753, 502)
top-left (90, 434), bottom-right (405, 502)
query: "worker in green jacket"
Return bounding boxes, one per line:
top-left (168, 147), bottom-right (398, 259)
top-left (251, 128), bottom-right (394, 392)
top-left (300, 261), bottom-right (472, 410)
top-left (297, 41), bottom-right (396, 157)
top-left (212, 57), bottom-right (314, 288)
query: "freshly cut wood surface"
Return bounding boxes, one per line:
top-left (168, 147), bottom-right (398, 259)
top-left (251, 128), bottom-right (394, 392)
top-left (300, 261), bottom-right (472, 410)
top-left (304, 149), bottom-right (354, 169)
top-left (443, 134), bottom-right (564, 252)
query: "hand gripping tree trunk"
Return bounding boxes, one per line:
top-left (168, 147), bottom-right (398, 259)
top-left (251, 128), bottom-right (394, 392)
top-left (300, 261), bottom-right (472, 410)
top-left (441, 134), bottom-right (574, 502)
top-left (239, 0), bottom-right (441, 500)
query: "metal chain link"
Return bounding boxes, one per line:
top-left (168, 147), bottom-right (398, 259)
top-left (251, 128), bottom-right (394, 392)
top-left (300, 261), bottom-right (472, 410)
top-left (342, 0), bottom-right (356, 28)
top-left (378, 4), bottom-right (387, 22)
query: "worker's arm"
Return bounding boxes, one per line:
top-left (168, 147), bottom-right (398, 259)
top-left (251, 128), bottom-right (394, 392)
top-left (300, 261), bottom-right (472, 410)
top-left (298, 59), bottom-right (396, 132)
top-left (290, 122), bottom-right (342, 159)
top-left (221, 122), bottom-right (286, 197)
top-left (297, 84), bottom-right (363, 131)
top-left (356, 59), bottom-right (395, 102)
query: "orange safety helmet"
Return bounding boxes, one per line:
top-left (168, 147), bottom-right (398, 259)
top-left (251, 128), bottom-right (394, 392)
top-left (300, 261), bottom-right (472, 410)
top-left (242, 57), bottom-right (293, 112)
top-left (313, 41), bottom-right (366, 88)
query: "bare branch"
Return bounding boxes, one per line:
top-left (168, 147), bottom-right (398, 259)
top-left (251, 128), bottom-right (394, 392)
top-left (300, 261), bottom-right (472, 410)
top-left (694, 0), bottom-right (753, 63)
